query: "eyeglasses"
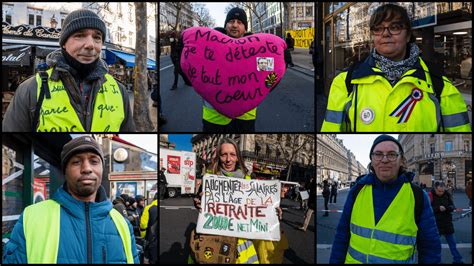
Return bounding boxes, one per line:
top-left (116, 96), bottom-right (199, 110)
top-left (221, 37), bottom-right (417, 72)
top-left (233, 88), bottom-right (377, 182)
top-left (371, 152), bottom-right (400, 161)
top-left (371, 23), bottom-right (405, 36)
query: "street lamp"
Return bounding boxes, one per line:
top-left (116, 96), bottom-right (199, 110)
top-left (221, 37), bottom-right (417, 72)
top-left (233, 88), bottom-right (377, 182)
top-left (50, 14), bottom-right (58, 29)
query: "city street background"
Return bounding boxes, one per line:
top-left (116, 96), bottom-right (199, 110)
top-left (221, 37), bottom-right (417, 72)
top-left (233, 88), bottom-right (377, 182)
top-left (160, 196), bottom-right (315, 264)
top-left (316, 187), bottom-right (472, 264)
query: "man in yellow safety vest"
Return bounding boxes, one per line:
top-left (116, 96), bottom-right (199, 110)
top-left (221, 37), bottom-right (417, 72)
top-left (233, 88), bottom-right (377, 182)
top-left (329, 135), bottom-right (441, 264)
top-left (2, 9), bottom-right (135, 132)
top-left (2, 136), bottom-right (138, 263)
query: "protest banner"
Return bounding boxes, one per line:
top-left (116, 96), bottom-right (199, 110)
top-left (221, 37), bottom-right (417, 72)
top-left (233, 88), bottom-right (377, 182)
top-left (300, 190), bottom-right (309, 201)
top-left (180, 27), bottom-right (287, 118)
top-left (196, 174), bottom-right (281, 241)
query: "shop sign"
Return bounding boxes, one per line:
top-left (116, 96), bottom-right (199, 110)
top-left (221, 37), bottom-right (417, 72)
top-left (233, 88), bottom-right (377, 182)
top-left (410, 2), bottom-right (437, 29)
top-left (2, 46), bottom-right (31, 66)
top-left (109, 172), bottom-right (157, 180)
top-left (3, 22), bottom-right (61, 39)
top-left (297, 22), bottom-right (311, 28)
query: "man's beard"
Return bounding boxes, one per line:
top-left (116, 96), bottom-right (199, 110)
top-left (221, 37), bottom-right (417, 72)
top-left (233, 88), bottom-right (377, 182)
top-left (72, 181), bottom-right (98, 197)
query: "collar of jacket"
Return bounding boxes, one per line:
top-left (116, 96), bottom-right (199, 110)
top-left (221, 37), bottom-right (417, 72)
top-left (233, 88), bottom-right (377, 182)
top-left (350, 54), bottom-right (429, 82)
top-left (45, 49), bottom-right (109, 83)
top-left (53, 183), bottom-right (113, 219)
top-left (213, 27), bottom-right (253, 37)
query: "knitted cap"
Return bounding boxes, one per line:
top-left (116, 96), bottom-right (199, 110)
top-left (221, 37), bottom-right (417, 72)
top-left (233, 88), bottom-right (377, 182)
top-left (61, 136), bottom-right (104, 173)
top-left (369, 135), bottom-right (404, 159)
top-left (224, 7), bottom-right (248, 31)
top-left (59, 9), bottom-right (106, 46)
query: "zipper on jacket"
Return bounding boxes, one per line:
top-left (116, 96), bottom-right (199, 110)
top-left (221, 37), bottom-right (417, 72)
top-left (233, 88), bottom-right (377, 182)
top-left (85, 202), bottom-right (92, 263)
top-left (102, 246), bottom-right (106, 263)
top-left (80, 82), bottom-right (88, 128)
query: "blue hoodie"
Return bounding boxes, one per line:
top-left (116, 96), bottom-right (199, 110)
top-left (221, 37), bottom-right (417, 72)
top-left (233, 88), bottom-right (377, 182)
top-left (2, 185), bottom-right (139, 264)
top-left (329, 172), bottom-right (441, 264)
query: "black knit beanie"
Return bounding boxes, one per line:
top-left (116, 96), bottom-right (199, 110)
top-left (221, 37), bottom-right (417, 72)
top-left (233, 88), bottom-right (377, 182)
top-left (61, 136), bottom-right (104, 173)
top-left (224, 7), bottom-right (248, 31)
top-left (59, 9), bottom-right (106, 46)
top-left (369, 135), bottom-right (404, 159)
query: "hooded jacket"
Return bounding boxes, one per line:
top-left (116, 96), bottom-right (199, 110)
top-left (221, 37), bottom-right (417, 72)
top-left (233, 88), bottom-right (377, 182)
top-left (329, 172), bottom-right (441, 264)
top-left (2, 184), bottom-right (139, 263)
top-left (2, 50), bottom-right (135, 132)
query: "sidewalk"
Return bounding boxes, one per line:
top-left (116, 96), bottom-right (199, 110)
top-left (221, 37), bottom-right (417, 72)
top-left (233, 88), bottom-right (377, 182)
top-left (288, 48), bottom-right (314, 77)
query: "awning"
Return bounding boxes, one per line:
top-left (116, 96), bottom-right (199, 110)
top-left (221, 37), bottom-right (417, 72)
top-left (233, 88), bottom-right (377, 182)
top-left (36, 46), bottom-right (58, 58)
top-left (2, 45), bottom-right (31, 66)
top-left (105, 49), bottom-right (156, 70)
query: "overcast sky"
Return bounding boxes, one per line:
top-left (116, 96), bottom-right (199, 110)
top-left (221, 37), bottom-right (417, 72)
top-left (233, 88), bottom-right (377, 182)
top-left (119, 134), bottom-right (157, 154)
top-left (336, 134), bottom-right (399, 168)
top-left (201, 2), bottom-right (232, 28)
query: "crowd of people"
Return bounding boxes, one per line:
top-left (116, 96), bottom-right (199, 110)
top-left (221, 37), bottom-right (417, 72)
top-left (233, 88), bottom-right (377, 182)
top-left (112, 193), bottom-right (158, 264)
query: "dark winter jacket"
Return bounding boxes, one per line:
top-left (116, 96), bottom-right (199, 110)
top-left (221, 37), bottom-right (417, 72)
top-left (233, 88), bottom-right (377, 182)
top-left (329, 172), bottom-right (441, 264)
top-left (430, 189), bottom-right (455, 235)
top-left (2, 49), bottom-right (135, 132)
top-left (322, 183), bottom-right (330, 198)
top-left (2, 184), bottom-right (139, 263)
top-left (113, 197), bottom-right (135, 223)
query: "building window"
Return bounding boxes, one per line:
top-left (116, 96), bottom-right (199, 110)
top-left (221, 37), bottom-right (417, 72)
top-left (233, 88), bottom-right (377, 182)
top-left (306, 6), bottom-right (313, 16)
top-left (464, 140), bottom-right (470, 152)
top-left (430, 143), bottom-right (435, 154)
top-left (29, 14), bottom-right (34, 25)
top-left (27, 8), bottom-right (43, 26)
top-left (36, 15), bottom-right (42, 26)
top-left (3, 4), bottom-right (14, 24)
top-left (445, 141), bottom-right (453, 152)
top-left (60, 12), bottom-right (67, 28)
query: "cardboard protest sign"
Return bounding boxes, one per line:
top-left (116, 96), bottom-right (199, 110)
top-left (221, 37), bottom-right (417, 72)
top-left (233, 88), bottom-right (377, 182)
top-left (180, 27), bottom-right (287, 118)
top-left (300, 190), bottom-right (309, 201)
top-left (196, 174), bottom-right (281, 241)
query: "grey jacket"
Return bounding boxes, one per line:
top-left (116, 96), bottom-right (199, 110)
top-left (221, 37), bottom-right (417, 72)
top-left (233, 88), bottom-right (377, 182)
top-left (2, 50), bottom-right (135, 132)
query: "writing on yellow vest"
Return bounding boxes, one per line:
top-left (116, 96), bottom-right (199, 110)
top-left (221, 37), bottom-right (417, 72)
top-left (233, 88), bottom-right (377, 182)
top-left (35, 68), bottom-right (125, 132)
top-left (345, 183), bottom-right (418, 263)
top-left (23, 199), bottom-right (134, 263)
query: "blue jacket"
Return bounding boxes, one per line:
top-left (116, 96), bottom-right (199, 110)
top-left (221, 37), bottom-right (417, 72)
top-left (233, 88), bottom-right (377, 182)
top-left (2, 185), bottom-right (139, 264)
top-left (329, 172), bottom-right (441, 264)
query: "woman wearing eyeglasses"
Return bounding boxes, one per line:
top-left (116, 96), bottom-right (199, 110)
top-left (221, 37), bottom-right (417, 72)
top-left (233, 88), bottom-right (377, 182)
top-left (321, 3), bottom-right (470, 132)
top-left (329, 135), bottom-right (441, 264)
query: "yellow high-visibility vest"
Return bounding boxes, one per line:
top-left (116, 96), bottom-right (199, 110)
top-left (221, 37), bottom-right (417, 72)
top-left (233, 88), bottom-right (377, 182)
top-left (35, 68), bottom-right (125, 132)
top-left (345, 183), bottom-right (418, 263)
top-left (203, 102), bottom-right (256, 125)
top-left (23, 199), bottom-right (134, 263)
top-left (322, 57), bottom-right (471, 132)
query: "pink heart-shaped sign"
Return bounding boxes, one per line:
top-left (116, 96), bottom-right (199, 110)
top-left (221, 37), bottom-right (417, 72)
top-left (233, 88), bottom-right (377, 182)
top-left (180, 27), bottom-right (287, 118)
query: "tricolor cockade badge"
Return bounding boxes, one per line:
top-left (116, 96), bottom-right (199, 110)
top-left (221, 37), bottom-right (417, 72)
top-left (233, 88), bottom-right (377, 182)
top-left (389, 88), bottom-right (423, 123)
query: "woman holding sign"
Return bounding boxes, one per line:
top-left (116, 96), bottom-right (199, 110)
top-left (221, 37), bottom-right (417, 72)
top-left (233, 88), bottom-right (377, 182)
top-left (192, 137), bottom-right (286, 264)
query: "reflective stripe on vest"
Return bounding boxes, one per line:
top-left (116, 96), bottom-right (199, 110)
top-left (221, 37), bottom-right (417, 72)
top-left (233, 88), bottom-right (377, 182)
top-left (23, 199), bottom-right (134, 263)
top-left (203, 101), bottom-right (256, 125)
top-left (236, 239), bottom-right (260, 264)
top-left (345, 183), bottom-right (417, 264)
top-left (35, 68), bottom-right (124, 132)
